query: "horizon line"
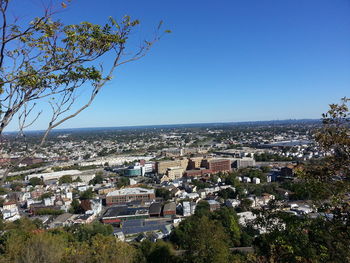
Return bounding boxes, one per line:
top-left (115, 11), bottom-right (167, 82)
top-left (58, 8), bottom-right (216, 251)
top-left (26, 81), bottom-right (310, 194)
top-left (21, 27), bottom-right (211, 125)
top-left (4, 118), bottom-right (321, 134)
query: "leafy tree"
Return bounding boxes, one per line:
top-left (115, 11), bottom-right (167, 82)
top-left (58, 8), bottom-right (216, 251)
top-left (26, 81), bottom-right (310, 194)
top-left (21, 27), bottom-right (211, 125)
top-left (89, 174), bottom-right (104, 185)
top-left (212, 207), bottom-right (241, 246)
top-left (79, 188), bottom-right (94, 200)
top-left (253, 99), bottom-right (350, 262)
top-left (138, 240), bottom-right (178, 263)
top-left (155, 188), bottom-right (171, 201)
top-left (66, 222), bottom-right (113, 243)
top-left (218, 188), bottom-right (236, 200)
top-left (59, 175), bottom-right (73, 185)
top-left (73, 176), bottom-right (82, 183)
top-left (225, 172), bottom-right (240, 187)
top-left (1, 232), bottom-right (66, 263)
top-left (116, 177), bottom-right (129, 188)
top-left (69, 199), bottom-right (83, 214)
top-left (87, 234), bottom-right (136, 263)
top-left (10, 182), bottom-right (23, 191)
top-left (0, 0), bottom-right (168, 181)
top-left (237, 198), bottom-right (253, 212)
top-left (194, 200), bottom-right (210, 218)
top-left (29, 177), bottom-right (43, 186)
top-left (184, 216), bottom-right (230, 263)
top-left (0, 187), bottom-right (8, 195)
top-left (40, 192), bottom-right (54, 200)
top-left (35, 208), bottom-right (64, 216)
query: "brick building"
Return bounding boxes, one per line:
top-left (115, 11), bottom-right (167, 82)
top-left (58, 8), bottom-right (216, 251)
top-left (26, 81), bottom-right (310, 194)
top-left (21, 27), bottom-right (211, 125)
top-left (106, 187), bottom-right (155, 206)
top-left (202, 159), bottom-right (231, 173)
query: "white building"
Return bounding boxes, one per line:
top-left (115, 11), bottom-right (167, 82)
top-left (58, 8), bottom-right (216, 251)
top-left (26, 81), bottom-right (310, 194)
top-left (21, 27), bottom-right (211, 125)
top-left (253, 177), bottom-right (261, 184)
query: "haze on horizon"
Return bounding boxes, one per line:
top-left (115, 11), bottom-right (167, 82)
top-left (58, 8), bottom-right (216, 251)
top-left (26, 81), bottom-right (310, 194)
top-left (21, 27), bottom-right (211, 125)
top-left (6, 0), bottom-right (350, 131)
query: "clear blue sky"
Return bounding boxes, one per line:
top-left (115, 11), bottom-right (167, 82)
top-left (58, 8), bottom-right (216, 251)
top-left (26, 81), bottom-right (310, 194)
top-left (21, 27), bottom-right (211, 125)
top-left (8, 0), bottom-right (350, 130)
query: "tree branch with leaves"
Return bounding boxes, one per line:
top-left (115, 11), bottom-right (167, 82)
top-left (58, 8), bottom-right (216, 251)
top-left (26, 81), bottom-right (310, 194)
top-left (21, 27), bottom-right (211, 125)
top-left (0, 0), bottom-right (170, 180)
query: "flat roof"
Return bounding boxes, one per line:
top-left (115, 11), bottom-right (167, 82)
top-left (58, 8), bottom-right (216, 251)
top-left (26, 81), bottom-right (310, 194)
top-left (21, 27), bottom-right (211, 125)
top-left (107, 187), bottom-right (154, 197)
top-left (103, 206), bottom-right (149, 219)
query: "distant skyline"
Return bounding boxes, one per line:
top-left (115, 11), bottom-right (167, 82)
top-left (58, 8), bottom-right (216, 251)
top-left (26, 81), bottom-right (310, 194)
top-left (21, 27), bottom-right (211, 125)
top-left (6, 0), bottom-right (350, 131)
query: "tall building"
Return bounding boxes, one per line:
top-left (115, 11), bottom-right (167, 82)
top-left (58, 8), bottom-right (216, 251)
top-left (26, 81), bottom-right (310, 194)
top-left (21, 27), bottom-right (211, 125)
top-left (156, 159), bottom-right (188, 174)
top-left (106, 188), bottom-right (155, 205)
top-left (166, 166), bottom-right (184, 180)
top-left (188, 157), bottom-right (203, 169)
top-left (202, 159), bottom-right (231, 173)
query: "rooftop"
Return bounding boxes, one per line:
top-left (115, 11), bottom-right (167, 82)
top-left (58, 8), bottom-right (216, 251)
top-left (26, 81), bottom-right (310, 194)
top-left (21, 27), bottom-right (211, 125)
top-left (107, 187), bottom-right (154, 197)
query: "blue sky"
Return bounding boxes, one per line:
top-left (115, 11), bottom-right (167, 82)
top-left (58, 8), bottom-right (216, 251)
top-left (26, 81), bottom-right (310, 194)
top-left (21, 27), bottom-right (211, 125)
top-left (7, 0), bottom-right (350, 130)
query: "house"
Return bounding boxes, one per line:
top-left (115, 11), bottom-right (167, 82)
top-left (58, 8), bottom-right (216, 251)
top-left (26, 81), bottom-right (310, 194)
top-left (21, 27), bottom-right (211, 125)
top-left (225, 199), bottom-right (240, 208)
top-left (149, 202), bottom-right (162, 217)
top-left (162, 202), bottom-right (176, 218)
top-left (1, 201), bottom-right (20, 221)
top-left (49, 213), bottom-right (74, 228)
top-left (242, 177), bottom-right (251, 183)
top-left (252, 177), bottom-right (261, 184)
top-left (207, 200), bottom-right (220, 211)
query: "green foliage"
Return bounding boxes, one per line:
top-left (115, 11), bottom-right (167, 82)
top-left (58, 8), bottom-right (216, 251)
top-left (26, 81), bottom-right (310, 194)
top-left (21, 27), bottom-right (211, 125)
top-left (52, 164), bottom-right (99, 172)
top-left (212, 207), bottom-right (241, 246)
top-left (183, 216), bottom-right (230, 263)
top-left (29, 177), bottom-right (44, 186)
top-left (237, 198), bottom-right (253, 212)
top-left (40, 192), bottom-right (54, 200)
top-left (254, 153), bottom-right (294, 162)
top-left (89, 174), bottom-right (104, 185)
top-left (69, 199), bottom-right (83, 214)
top-left (1, 232), bottom-right (67, 263)
top-left (252, 99), bottom-right (350, 262)
top-left (155, 188), bottom-right (171, 201)
top-left (0, 219), bottom-right (135, 263)
top-left (116, 177), bottom-right (129, 188)
top-left (66, 222), bottom-right (113, 243)
top-left (4, 175), bottom-right (25, 182)
top-left (10, 182), bottom-right (23, 191)
top-left (194, 200), bottom-right (210, 217)
top-left (79, 188), bottom-right (94, 200)
top-left (73, 176), bottom-right (82, 183)
top-left (35, 208), bottom-right (64, 216)
top-left (59, 175), bottom-right (73, 184)
top-left (138, 240), bottom-right (179, 263)
top-left (191, 179), bottom-right (210, 189)
top-left (225, 172), bottom-right (240, 187)
top-left (218, 188), bottom-right (237, 200)
top-left (0, 187), bottom-right (8, 195)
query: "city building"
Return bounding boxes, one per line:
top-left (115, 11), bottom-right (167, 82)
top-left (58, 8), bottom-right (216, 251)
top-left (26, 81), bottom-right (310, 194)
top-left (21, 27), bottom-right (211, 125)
top-left (106, 187), bottom-right (155, 206)
top-left (202, 159), bottom-right (231, 173)
top-left (149, 202), bottom-right (162, 217)
top-left (207, 200), bottom-right (220, 211)
top-left (162, 202), bottom-right (176, 218)
top-left (101, 205), bottom-right (149, 224)
top-left (166, 166), bottom-right (184, 180)
top-left (184, 168), bottom-right (211, 177)
top-left (232, 157), bottom-right (256, 169)
top-left (124, 166), bottom-right (142, 177)
top-left (156, 159), bottom-right (189, 174)
top-left (187, 157), bottom-right (203, 169)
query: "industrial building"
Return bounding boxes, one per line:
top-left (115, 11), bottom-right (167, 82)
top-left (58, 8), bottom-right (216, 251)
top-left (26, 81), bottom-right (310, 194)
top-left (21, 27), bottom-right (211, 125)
top-left (232, 157), bottom-right (256, 169)
top-left (106, 187), bottom-right (155, 206)
top-left (156, 159), bottom-right (188, 174)
top-left (101, 205), bottom-right (149, 224)
top-left (202, 159), bottom-right (231, 173)
top-left (166, 166), bottom-right (184, 180)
